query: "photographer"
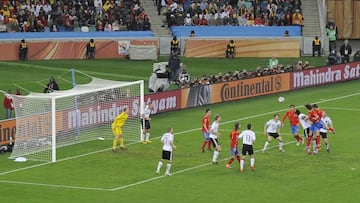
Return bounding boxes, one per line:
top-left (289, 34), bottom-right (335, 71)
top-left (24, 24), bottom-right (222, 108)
top-left (178, 69), bottom-right (190, 88)
top-left (0, 136), bottom-right (14, 154)
top-left (339, 39), bottom-right (352, 63)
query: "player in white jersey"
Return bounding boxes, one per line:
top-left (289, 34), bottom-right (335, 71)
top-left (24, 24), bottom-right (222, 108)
top-left (295, 110), bottom-right (312, 151)
top-left (295, 110), bottom-right (312, 138)
top-left (319, 110), bottom-right (335, 153)
top-left (238, 123), bottom-right (256, 172)
top-left (262, 114), bottom-right (284, 153)
top-left (209, 114), bottom-right (221, 164)
top-left (141, 101), bottom-right (154, 144)
top-left (156, 127), bottom-right (176, 176)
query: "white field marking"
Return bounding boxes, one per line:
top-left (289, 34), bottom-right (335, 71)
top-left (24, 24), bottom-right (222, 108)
top-left (219, 130), bottom-right (293, 136)
top-left (321, 107), bottom-right (360, 112)
top-left (0, 91), bottom-right (359, 189)
top-left (109, 140), bottom-right (296, 192)
top-left (0, 61), bottom-right (147, 80)
top-left (0, 140), bottom-right (295, 192)
top-left (0, 180), bottom-right (112, 191)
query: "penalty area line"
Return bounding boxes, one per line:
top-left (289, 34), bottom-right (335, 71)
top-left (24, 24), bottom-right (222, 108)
top-left (110, 140), bottom-right (297, 191)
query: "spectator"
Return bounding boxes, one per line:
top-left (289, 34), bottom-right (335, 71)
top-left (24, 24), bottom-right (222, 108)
top-left (104, 22), bottom-right (112, 31)
top-left (44, 77), bottom-right (60, 93)
top-left (0, 19), bottom-right (6, 32)
top-left (143, 16), bottom-right (151, 31)
top-left (3, 89), bottom-right (14, 119)
top-left (199, 13), bottom-right (208, 25)
top-left (112, 20), bottom-right (120, 31)
top-left (184, 13), bottom-right (192, 26)
top-left (339, 39), bottom-right (352, 63)
top-left (118, 19), bottom-right (128, 31)
top-left (292, 9), bottom-right (303, 27)
top-left (238, 14), bottom-right (248, 26)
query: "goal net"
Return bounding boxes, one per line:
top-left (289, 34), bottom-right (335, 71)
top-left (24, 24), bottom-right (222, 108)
top-left (9, 77), bottom-right (144, 162)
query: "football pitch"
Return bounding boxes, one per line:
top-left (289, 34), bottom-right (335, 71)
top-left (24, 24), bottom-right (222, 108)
top-left (0, 58), bottom-right (359, 202)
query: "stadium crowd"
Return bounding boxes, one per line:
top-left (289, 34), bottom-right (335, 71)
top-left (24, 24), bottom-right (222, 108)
top-left (159, 0), bottom-right (303, 27)
top-left (0, 0), bottom-right (150, 32)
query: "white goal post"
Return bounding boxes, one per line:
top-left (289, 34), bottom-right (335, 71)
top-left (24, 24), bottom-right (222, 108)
top-left (9, 77), bottom-right (144, 162)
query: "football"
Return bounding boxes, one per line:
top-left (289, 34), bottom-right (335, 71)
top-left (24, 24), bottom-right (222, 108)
top-left (278, 96), bottom-right (285, 103)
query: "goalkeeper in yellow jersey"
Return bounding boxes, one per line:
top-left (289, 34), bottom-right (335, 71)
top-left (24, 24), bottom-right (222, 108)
top-left (112, 107), bottom-right (129, 152)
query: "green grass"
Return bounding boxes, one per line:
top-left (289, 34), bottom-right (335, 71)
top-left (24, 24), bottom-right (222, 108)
top-left (0, 58), bottom-right (359, 202)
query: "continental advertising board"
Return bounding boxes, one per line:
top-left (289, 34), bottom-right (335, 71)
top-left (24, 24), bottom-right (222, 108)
top-left (181, 73), bottom-right (290, 107)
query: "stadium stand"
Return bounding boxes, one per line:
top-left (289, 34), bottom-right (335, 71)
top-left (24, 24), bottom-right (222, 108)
top-left (0, 0), bottom-right (150, 32)
top-left (0, 30), bottom-right (154, 40)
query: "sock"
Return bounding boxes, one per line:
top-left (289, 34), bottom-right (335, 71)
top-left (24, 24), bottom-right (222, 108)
top-left (294, 135), bottom-right (299, 142)
top-left (240, 159), bottom-right (244, 170)
top-left (306, 136), bottom-right (312, 147)
top-left (156, 161), bottom-right (163, 173)
top-left (227, 157), bottom-right (234, 165)
top-left (112, 138), bottom-right (118, 149)
top-left (207, 140), bottom-right (212, 150)
top-left (201, 141), bottom-right (207, 150)
top-left (236, 155), bottom-right (241, 163)
top-left (263, 141), bottom-right (269, 151)
top-left (145, 132), bottom-right (150, 141)
top-left (279, 142), bottom-right (283, 150)
top-left (141, 133), bottom-right (145, 142)
top-left (212, 151), bottom-right (219, 162)
top-left (325, 143), bottom-right (329, 149)
top-left (315, 136), bottom-right (321, 150)
top-left (119, 137), bottom-right (124, 147)
top-left (250, 158), bottom-right (255, 167)
top-left (165, 163), bottom-right (172, 174)
top-left (313, 140), bottom-right (316, 151)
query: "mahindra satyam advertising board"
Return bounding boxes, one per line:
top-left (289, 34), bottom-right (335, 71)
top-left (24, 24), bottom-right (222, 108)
top-left (291, 62), bottom-right (360, 89)
top-left (144, 89), bottom-right (182, 114)
top-left (0, 119), bottom-right (16, 145)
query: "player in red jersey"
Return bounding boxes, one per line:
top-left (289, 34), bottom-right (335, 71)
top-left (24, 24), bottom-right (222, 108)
top-left (226, 122), bottom-right (241, 169)
top-left (312, 104), bottom-right (324, 152)
top-left (282, 104), bottom-right (303, 146)
top-left (305, 104), bottom-right (323, 154)
top-left (201, 108), bottom-right (212, 152)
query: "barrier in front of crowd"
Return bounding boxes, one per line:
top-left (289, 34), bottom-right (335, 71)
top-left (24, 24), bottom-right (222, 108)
top-left (0, 31), bottom-right (158, 60)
